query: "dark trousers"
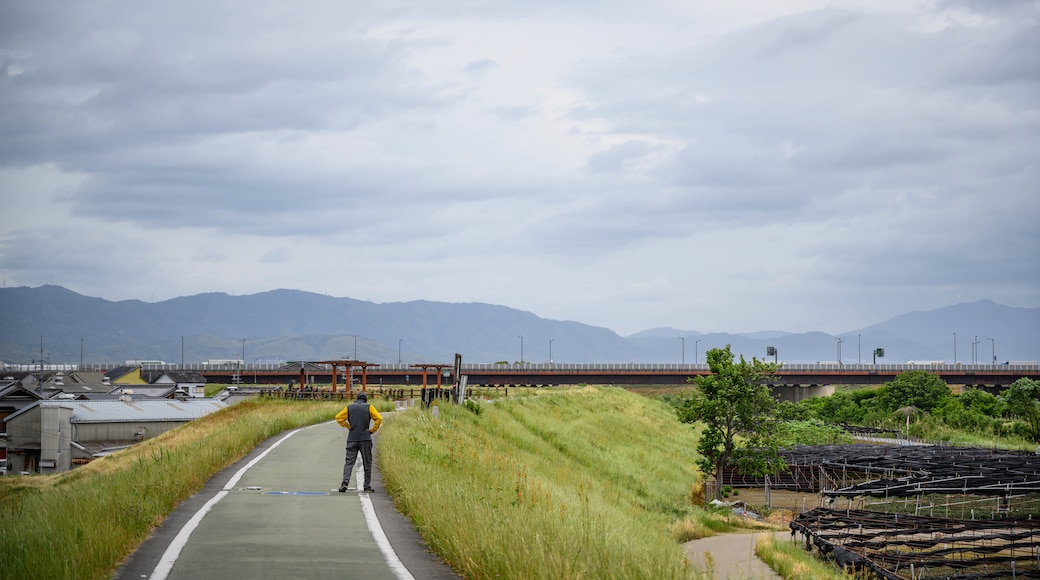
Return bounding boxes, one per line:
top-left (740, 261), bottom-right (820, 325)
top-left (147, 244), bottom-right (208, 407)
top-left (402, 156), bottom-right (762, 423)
top-left (341, 440), bottom-right (373, 489)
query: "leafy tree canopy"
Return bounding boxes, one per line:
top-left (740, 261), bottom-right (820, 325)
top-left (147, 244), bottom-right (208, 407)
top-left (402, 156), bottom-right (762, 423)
top-left (1000, 378), bottom-right (1040, 442)
top-left (876, 370), bottom-right (953, 413)
top-left (675, 345), bottom-right (784, 499)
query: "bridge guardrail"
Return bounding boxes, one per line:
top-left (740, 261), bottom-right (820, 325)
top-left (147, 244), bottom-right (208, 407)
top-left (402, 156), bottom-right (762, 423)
top-left (14, 362), bottom-right (1040, 374)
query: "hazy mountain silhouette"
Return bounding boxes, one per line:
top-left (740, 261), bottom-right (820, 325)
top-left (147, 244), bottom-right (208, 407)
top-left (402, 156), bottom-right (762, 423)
top-left (0, 286), bottom-right (1036, 365)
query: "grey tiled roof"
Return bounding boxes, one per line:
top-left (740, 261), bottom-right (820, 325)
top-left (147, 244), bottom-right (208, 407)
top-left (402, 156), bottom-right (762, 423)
top-left (5, 399), bottom-right (226, 423)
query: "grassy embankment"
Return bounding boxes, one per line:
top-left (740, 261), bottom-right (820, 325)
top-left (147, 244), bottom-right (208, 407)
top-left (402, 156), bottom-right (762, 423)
top-left (1, 386), bottom-right (853, 580)
top-left (0, 398), bottom-right (346, 580)
top-left (378, 386), bottom-right (780, 579)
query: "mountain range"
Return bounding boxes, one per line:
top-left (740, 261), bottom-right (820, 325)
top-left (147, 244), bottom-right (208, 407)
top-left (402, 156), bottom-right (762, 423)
top-left (0, 285), bottom-right (1037, 366)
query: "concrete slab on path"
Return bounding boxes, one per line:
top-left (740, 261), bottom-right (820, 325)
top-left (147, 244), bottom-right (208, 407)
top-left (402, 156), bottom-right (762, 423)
top-left (113, 421), bottom-right (458, 580)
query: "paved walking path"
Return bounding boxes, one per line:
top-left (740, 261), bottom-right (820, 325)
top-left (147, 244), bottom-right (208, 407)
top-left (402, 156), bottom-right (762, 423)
top-left (113, 420), bottom-right (458, 580)
top-left (683, 531), bottom-right (788, 580)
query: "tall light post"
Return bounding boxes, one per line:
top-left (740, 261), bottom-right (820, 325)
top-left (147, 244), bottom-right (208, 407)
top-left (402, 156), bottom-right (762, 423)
top-left (518, 336), bottom-right (524, 365)
top-left (241, 338), bottom-right (246, 363)
top-left (858, 334), bottom-right (861, 364)
top-left (353, 335), bottom-right (357, 359)
top-left (549, 339), bottom-right (554, 364)
top-left (836, 337), bottom-right (843, 364)
top-left (695, 339), bottom-right (701, 365)
top-left (987, 337), bottom-right (996, 365)
top-left (678, 336), bottom-right (685, 365)
top-left (953, 332), bottom-right (957, 364)
top-left (80, 338), bottom-right (84, 369)
top-left (398, 339), bottom-right (403, 364)
top-left (181, 336), bottom-right (185, 366)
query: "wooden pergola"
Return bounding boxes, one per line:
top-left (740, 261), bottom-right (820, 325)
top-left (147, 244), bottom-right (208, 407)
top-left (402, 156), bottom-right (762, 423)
top-left (410, 363), bottom-right (453, 397)
top-left (310, 360), bottom-right (381, 393)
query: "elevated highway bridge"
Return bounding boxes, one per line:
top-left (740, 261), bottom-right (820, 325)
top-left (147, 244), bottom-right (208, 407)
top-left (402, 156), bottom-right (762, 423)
top-left (139, 362), bottom-right (1039, 390)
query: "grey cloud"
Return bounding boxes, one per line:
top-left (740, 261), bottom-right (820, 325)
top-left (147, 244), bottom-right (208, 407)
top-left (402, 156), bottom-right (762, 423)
top-left (586, 140), bottom-right (656, 174)
top-left (462, 59), bottom-right (497, 77)
top-left (1, 1), bottom-right (1036, 333)
top-left (0, 2), bottom-right (467, 239)
top-left (754, 8), bottom-right (858, 58)
top-left (937, 0), bottom-right (1040, 15)
top-left (489, 105), bottom-right (537, 122)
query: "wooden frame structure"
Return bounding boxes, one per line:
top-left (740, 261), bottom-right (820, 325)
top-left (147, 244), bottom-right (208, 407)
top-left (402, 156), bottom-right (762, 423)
top-left (309, 360), bottom-right (381, 393)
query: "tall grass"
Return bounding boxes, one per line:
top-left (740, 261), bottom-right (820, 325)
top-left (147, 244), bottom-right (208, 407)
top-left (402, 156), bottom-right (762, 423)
top-left (754, 533), bottom-right (860, 579)
top-left (0, 399), bottom-right (344, 580)
top-left (379, 387), bottom-right (758, 579)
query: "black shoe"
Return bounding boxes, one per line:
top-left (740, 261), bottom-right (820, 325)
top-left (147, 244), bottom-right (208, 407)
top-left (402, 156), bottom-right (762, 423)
top-left (363, 487), bottom-right (375, 493)
top-left (338, 483), bottom-right (349, 493)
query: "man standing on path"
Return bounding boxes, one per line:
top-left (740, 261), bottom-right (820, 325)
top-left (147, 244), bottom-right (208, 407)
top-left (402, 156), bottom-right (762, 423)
top-left (335, 391), bottom-right (383, 493)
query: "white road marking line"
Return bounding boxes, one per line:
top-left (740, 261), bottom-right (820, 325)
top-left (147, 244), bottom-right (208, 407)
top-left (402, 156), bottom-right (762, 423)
top-left (355, 452), bottom-right (413, 579)
top-left (360, 492), bottom-right (416, 580)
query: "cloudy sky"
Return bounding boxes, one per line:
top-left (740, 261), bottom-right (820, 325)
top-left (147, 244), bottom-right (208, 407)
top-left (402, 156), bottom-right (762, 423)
top-left (1, 0), bottom-right (1037, 336)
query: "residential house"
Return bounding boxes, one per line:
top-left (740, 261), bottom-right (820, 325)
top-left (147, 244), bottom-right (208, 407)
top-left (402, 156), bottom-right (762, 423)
top-left (141, 370), bottom-right (208, 398)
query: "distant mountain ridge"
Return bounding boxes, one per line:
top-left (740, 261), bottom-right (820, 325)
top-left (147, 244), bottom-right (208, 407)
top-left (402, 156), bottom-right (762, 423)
top-left (0, 286), bottom-right (1037, 366)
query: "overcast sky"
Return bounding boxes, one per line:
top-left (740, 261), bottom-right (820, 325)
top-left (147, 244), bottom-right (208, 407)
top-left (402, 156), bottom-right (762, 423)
top-left (1, 0), bottom-right (1037, 336)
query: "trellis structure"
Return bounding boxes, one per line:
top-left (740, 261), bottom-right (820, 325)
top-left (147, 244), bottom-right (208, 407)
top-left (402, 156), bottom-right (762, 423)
top-left (769, 444), bottom-right (1040, 578)
top-left (720, 444), bottom-right (1040, 501)
top-left (791, 507), bottom-right (1040, 579)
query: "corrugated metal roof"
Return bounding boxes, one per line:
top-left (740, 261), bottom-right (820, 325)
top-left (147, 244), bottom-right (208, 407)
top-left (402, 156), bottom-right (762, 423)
top-left (14, 399), bottom-right (227, 423)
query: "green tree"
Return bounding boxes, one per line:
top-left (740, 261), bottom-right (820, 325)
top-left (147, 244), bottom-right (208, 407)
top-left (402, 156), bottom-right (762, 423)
top-left (876, 370), bottom-right (952, 413)
top-left (959, 387), bottom-right (1005, 417)
top-left (675, 345), bottom-right (784, 500)
top-left (1000, 378), bottom-right (1040, 442)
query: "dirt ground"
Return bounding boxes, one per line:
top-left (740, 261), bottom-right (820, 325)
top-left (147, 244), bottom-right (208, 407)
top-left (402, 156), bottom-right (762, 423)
top-left (708, 488), bottom-right (830, 523)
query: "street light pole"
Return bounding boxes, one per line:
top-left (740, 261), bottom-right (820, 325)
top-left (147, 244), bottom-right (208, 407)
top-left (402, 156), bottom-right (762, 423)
top-left (398, 339), bottom-right (403, 364)
top-left (695, 339), bottom-right (701, 365)
top-left (549, 339), bottom-right (554, 364)
top-left (518, 336), bottom-right (524, 365)
top-left (241, 338), bottom-right (246, 363)
top-left (953, 332), bottom-right (957, 364)
top-left (678, 336), bottom-right (685, 365)
top-left (80, 338), bottom-right (84, 369)
top-left (987, 337), bottom-right (995, 365)
top-left (836, 337), bottom-right (843, 364)
top-left (181, 336), bottom-right (185, 366)
top-left (353, 335), bottom-right (357, 359)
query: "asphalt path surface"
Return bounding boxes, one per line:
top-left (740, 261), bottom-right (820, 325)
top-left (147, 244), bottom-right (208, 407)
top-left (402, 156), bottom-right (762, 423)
top-left (113, 420), bottom-right (458, 580)
top-left (683, 532), bottom-right (786, 580)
